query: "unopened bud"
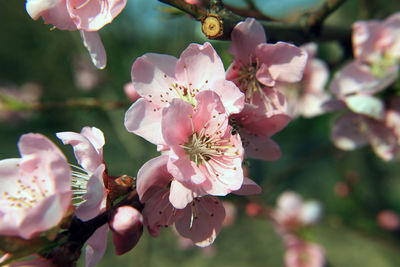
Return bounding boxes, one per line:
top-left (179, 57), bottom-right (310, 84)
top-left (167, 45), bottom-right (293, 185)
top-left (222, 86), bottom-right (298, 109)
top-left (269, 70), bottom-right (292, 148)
top-left (110, 206), bottom-right (143, 255)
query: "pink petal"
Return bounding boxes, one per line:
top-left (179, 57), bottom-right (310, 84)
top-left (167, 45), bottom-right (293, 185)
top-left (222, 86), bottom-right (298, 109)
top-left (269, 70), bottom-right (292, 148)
top-left (305, 58), bottom-right (329, 94)
top-left (131, 53), bottom-right (178, 107)
top-left (331, 113), bottom-right (369, 150)
top-left (25, 0), bottom-right (77, 30)
top-left (233, 177), bottom-right (262, 195)
top-left (175, 196), bottom-right (225, 247)
top-left (136, 155), bottom-right (171, 202)
top-left (142, 189), bottom-right (184, 237)
top-left (75, 164), bottom-right (106, 221)
top-left (353, 20), bottom-right (383, 63)
top-left (329, 62), bottom-right (396, 97)
top-left (56, 130), bottom-right (103, 174)
top-left (175, 42), bottom-right (225, 90)
top-left (124, 98), bottom-right (165, 146)
top-left (229, 18), bottom-right (266, 65)
top-left (169, 180), bottom-right (196, 209)
top-left (80, 127), bottom-right (105, 154)
top-left (368, 119), bottom-right (398, 161)
top-left (240, 131), bottom-right (282, 161)
top-left (167, 148), bottom-right (207, 185)
top-left (256, 42), bottom-right (307, 84)
top-left (209, 79), bottom-right (244, 115)
top-left (84, 224), bottom-right (108, 267)
top-left (67, 0), bottom-right (127, 31)
top-left (161, 98), bottom-right (194, 147)
top-left (124, 82), bottom-right (141, 102)
top-left (80, 30), bottom-right (107, 69)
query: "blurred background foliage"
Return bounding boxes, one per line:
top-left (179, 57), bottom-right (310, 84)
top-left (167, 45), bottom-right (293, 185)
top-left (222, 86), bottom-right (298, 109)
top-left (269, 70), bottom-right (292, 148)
top-left (1, 0), bottom-right (400, 266)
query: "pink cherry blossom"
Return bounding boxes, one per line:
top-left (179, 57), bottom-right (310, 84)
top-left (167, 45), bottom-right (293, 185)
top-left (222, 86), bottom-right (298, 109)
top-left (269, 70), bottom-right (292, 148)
top-left (56, 126), bottom-right (108, 267)
top-left (353, 12), bottom-right (400, 65)
top-left (136, 154), bottom-right (260, 246)
top-left (227, 18), bottom-right (307, 104)
top-left (272, 191), bottom-right (322, 234)
top-left (330, 61), bottom-right (398, 100)
top-left (277, 43), bottom-right (330, 118)
top-left (124, 42), bottom-right (244, 147)
top-left (230, 96), bottom-right (289, 161)
top-left (284, 239), bottom-right (325, 267)
top-left (25, 0), bottom-right (127, 69)
top-left (0, 133), bottom-right (72, 239)
top-left (331, 112), bottom-right (398, 161)
top-left (162, 91), bottom-right (244, 205)
top-left (226, 18), bottom-right (307, 161)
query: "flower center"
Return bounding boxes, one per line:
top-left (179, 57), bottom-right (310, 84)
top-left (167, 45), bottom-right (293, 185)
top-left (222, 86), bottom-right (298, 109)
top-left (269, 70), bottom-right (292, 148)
top-left (237, 62), bottom-right (263, 103)
top-left (2, 174), bottom-right (49, 209)
top-left (181, 122), bottom-right (238, 169)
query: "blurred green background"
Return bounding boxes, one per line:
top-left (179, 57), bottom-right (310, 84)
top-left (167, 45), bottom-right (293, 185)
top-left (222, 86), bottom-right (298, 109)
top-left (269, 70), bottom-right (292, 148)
top-left (1, 0), bottom-right (400, 266)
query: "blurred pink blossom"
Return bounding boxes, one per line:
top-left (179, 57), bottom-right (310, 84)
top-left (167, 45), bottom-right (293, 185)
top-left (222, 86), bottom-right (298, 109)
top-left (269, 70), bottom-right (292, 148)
top-left (272, 191), bottom-right (322, 234)
top-left (25, 0), bottom-right (127, 69)
top-left (277, 43), bottom-right (330, 118)
top-left (284, 238), bottom-right (325, 267)
top-left (0, 133), bottom-right (72, 239)
top-left (377, 210), bottom-right (400, 231)
top-left (353, 12), bottom-right (400, 65)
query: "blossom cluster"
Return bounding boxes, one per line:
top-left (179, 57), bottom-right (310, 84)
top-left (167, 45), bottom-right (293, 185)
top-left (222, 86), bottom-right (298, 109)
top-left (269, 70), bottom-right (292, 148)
top-left (123, 17), bottom-right (308, 247)
top-left (3, 0), bottom-right (400, 265)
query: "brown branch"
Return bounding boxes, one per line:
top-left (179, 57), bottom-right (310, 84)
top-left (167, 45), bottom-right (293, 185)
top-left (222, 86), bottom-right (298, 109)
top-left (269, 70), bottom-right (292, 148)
top-left (159, 0), bottom-right (351, 46)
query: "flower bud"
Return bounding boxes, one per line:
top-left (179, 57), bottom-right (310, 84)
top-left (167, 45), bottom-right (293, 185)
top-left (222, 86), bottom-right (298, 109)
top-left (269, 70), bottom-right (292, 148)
top-left (110, 206), bottom-right (143, 255)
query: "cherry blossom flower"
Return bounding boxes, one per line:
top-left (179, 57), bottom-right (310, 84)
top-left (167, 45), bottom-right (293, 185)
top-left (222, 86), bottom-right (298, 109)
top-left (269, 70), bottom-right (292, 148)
top-left (226, 18), bottom-right (307, 161)
top-left (284, 238), bottom-right (325, 267)
top-left (56, 126), bottom-right (107, 267)
top-left (331, 112), bottom-right (398, 161)
top-left (272, 191), bottom-right (322, 234)
top-left (0, 133), bottom-right (72, 239)
top-left (162, 91), bottom-right (245, 205)
top-left (25, 0), bottom-right (127, 69)
top-left (353, 12), bottom-right (400, 66)
top-left (124, 42), bottom-right (244, 148)
top-left (277, 43), bottom-right (330, 118)
top-left (136, 154), bottom-right (260, 247)
top-left (327, 45), bottom-right (399, 160)
top-left (227, 18), bottom-right (307, 96)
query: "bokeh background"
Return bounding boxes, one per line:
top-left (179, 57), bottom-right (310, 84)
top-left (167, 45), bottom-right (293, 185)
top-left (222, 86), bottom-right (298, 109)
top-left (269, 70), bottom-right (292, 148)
top-left (2, 0), bottom-right (400, 266)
